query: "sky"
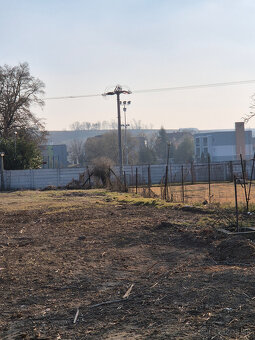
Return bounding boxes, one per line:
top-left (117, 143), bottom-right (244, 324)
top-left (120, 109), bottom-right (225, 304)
top-left (1, 0), bottom-right (255, 131)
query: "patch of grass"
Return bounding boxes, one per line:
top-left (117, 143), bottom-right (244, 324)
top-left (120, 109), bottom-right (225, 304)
top-left (0, 189), bottom-right (108, 213)
top-left (130, 182), bottom-right (255, 206)
top-left (105, 192), bottom-right (178, 208)
top-left (1, 189), bottom-right (251, 218)
top-left (197, 216), bottom-right (216, 227)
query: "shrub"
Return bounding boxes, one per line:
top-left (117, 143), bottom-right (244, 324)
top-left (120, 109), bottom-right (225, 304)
top-left (92, 157), bottom-right (113, 187)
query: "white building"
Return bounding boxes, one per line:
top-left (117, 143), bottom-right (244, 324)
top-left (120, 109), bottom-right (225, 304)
top-left (194, 123), bottom-right (253, 162)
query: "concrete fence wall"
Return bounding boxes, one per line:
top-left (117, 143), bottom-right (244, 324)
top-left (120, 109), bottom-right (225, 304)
top-left (1, 168), bottom-right (88, 190)
top-left (0, 161), bottom-right (254, 191)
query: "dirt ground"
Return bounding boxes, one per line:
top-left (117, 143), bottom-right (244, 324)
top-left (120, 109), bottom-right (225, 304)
top-left (1, 190), bottom-right (255, 339)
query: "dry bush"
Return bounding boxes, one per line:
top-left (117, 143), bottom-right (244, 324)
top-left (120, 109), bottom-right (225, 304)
top-left (92, 157), bottom-right (113, 187)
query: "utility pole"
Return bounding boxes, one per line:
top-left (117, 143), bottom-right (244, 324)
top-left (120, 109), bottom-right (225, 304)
top-left (120, 100), bottom-right (131, 165)
top-left (166, 142), bottom-right (170, 166)
top-left (103, 85), bottom-right (131, 180)
top-left (0, 152), bottom-right (5, 191)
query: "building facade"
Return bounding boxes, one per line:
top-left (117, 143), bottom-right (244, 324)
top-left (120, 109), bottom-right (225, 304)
top-left (194, 123), bottom-right (253, 162)
top-left (40, 144), bottom-right (68, 168)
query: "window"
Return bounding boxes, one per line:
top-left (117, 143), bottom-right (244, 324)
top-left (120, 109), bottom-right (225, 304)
top-left (203, 137), bottom-right (208, 146)
top-left (196, 147), bottom-right (200, 156)
top-left (204, 147), bottom-right (208, 154)
top-left (196, 138), bottom-right (200, 146)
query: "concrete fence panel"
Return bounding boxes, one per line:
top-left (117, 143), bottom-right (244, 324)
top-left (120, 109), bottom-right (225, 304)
top-left (1, 160), bottom-right (255, 191)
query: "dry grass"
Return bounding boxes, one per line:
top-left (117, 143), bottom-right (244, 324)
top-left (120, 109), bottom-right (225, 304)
top-left (0, 189), bottom-right (109, 213)
top-left (130, 182), bottom-right (255, 206)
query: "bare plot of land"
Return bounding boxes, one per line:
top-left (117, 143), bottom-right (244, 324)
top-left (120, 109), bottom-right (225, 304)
top-left (1, 190), bottom-right (255, 339)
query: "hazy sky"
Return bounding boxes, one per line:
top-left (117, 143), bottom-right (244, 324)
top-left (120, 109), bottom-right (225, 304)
top-left (1, 0), bottom-right (255, 131)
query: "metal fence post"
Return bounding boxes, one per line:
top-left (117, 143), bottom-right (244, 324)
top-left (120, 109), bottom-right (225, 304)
top-left (208, 155), bottom-right (211, 203)
top-left (191, 161), bottom-right (194, 184)
top-left (234, 176), bottom-right (239, 232)
top-left (181, 165), bottom-right (184, 203)
top-left (240, 154), bottom-right (249, 211)
top-left (248, 153), bottom-right (255, 203)
top-left (135, 167), bottom-right (138, 194)
top-left (229, 161), bottom-right (233, 182)
top-left (164, 165), bottom-right (168, 200)
top-left (148, 165), bottom-right (151, 197)
top-left (124, 171), bottom-right (127, 192)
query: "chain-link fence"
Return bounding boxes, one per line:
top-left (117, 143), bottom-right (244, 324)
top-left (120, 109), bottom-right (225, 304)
top-left (123, 159), bottom-right (255, 206)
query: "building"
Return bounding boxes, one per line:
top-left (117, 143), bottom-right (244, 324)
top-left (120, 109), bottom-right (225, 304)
top-left (40, 144), bottom-right (68, 168)
top-left (194, 122), bottom-right (253, 162)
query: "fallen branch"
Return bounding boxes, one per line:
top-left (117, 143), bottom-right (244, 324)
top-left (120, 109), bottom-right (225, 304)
top-left (89, 297), bottom-right (133, 308)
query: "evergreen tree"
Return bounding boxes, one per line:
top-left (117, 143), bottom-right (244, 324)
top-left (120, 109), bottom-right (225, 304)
top-left (174, 136), bottom-right (194, 163)
top-left (154, 127), bottom-right (168, 162)
top-left (0, 133), bottom-right (42, 170)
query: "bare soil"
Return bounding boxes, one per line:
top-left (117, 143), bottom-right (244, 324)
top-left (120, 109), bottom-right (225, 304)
top-left (1, 190), bottom-right (255, 339)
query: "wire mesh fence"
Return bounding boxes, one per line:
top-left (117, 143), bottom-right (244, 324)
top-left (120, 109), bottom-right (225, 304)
top-left (129, 182), bottom-right (255, 205)
top-left (123, 158), bottom-right (255, 207)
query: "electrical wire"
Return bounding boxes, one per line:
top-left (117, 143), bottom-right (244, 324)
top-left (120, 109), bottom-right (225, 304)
top-left (133, 79), bottom-right (255, 94)
top-left (45, 79), bottom-right (255, 100)
top-left (45, 93), bottom-right (102, 100)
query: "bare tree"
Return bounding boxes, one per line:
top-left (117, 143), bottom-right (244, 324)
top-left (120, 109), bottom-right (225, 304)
top-left (110, 120), bottom-right (118, 129)
top-left (84, 131), bottom-right (141, 165)
top-left (91, 122), bottom-right (101, 130)
top-left (102, 120), bottom-right (110, 129)
top-left (69, 119), bottom-right (152, 132)
top-left (68, 139), bottom-right (85, 165)
top-left (70, 121), bottom-right (103, 131)
top-left (70, 121), bottom-right (82, 131)
top-left (243, 94), bottom-right (255, 123)
top-left (130, 119), bottom-right (142, 129)
top-left (85, 122), bottom-right (91, 130)
top-left (0, 62), bottom-right (45, 139)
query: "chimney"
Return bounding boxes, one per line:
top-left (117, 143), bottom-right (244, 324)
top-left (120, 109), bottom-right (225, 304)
top-left (235, 122), bottom-right (245, 160)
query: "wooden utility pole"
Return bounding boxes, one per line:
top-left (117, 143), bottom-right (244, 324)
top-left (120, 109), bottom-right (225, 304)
top-left (103, 85), bottom-right (131, 182)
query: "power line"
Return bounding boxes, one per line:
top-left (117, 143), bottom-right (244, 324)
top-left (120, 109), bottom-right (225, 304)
top-left (44, 79), bottom-right (255, 100)
top-left (133, 79), bottom-right (255, 94)
top-left (45, 93), bottom-right (101, 100)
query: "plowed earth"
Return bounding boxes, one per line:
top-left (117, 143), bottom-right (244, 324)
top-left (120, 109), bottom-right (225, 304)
top-left (1, 190), bottom-right (255, 339)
